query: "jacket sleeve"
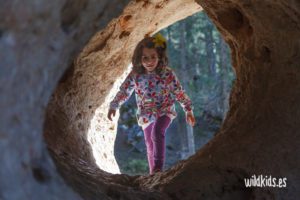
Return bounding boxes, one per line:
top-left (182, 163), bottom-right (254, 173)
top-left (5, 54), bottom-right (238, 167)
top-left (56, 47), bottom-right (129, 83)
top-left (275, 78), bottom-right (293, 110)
top-left (169, 70), bottom-right (193, 112)
top-left (109, 72), bottom-right (135, 110)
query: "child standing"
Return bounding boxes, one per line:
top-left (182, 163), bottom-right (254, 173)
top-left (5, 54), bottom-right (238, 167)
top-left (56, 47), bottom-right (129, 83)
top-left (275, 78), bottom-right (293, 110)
top-left (108, 34), bottom-right (195, 175)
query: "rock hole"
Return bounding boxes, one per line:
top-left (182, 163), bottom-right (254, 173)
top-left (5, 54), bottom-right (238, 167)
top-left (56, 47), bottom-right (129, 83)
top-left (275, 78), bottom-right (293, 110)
top-left (217, 7), bottom-right (244, 35)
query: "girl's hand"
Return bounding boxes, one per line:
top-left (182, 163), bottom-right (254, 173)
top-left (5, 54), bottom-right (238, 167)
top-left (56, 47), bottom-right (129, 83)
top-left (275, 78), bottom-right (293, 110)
top-left (186, 111), bottom-right (196, 126)
top-left (107, 109), bottom-right (116, 121)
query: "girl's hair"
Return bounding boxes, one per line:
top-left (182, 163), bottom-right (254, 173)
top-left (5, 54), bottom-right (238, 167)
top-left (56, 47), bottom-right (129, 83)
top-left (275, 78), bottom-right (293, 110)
top-left (132, 36), bottom-right (168, 75)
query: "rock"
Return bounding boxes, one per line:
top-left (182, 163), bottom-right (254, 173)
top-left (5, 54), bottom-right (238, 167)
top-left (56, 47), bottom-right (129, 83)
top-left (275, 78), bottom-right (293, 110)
top-left (1, 0), bottom-right (300, 199)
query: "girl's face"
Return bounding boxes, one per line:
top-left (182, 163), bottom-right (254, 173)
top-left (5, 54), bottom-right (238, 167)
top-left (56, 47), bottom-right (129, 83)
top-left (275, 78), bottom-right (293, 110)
top-left (141, 47), bottom-right (159, 73)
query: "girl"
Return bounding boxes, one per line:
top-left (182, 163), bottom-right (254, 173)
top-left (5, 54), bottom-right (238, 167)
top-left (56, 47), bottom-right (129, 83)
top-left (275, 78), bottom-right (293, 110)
top-left (107, 33), bottom-right (195, 174)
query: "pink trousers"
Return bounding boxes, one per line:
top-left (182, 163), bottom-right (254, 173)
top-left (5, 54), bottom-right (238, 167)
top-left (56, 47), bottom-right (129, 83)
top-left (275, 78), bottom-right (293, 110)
top-left (143, 115), bottom-right (171, 174)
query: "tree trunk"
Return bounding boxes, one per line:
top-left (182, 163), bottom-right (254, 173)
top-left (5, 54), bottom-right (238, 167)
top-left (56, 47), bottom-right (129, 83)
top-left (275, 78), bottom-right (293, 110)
top-left (218, 35), bottom-right (230, 119)
top-left (179, 21), bottom-right (195, 159)
top-left (204, 21), bottom-right (219, 116)
top-left (204, 22), bottom-right (217, 80)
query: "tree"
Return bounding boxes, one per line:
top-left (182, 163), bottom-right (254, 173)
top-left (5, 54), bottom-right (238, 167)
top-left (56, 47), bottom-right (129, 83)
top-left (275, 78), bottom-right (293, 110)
top-left (178, 20), bottom-right (195, 159)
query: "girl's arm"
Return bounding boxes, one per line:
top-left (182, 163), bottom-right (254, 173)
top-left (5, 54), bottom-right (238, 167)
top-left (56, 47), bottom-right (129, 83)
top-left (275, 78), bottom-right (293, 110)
top-left (169, 70), bottom-right (193, 112)
top-left (109, 72), bottom-right (135, 110)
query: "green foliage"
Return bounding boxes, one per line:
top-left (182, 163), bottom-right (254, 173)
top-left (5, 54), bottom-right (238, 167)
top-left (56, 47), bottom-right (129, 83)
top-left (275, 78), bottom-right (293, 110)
top-left (123, 159), bottom-right (148, 175)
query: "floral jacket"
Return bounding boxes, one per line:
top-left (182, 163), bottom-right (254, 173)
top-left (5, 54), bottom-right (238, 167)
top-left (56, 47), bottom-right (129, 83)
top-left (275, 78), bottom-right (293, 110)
top-left (109, 66), bottom-right (193, 129)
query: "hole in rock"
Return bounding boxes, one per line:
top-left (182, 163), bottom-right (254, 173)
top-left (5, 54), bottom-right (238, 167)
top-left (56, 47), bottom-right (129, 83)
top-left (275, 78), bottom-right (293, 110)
top-left (44, 11), bottom-right (235, 176)
top-left (43, 3), bottom-right (237, 199)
